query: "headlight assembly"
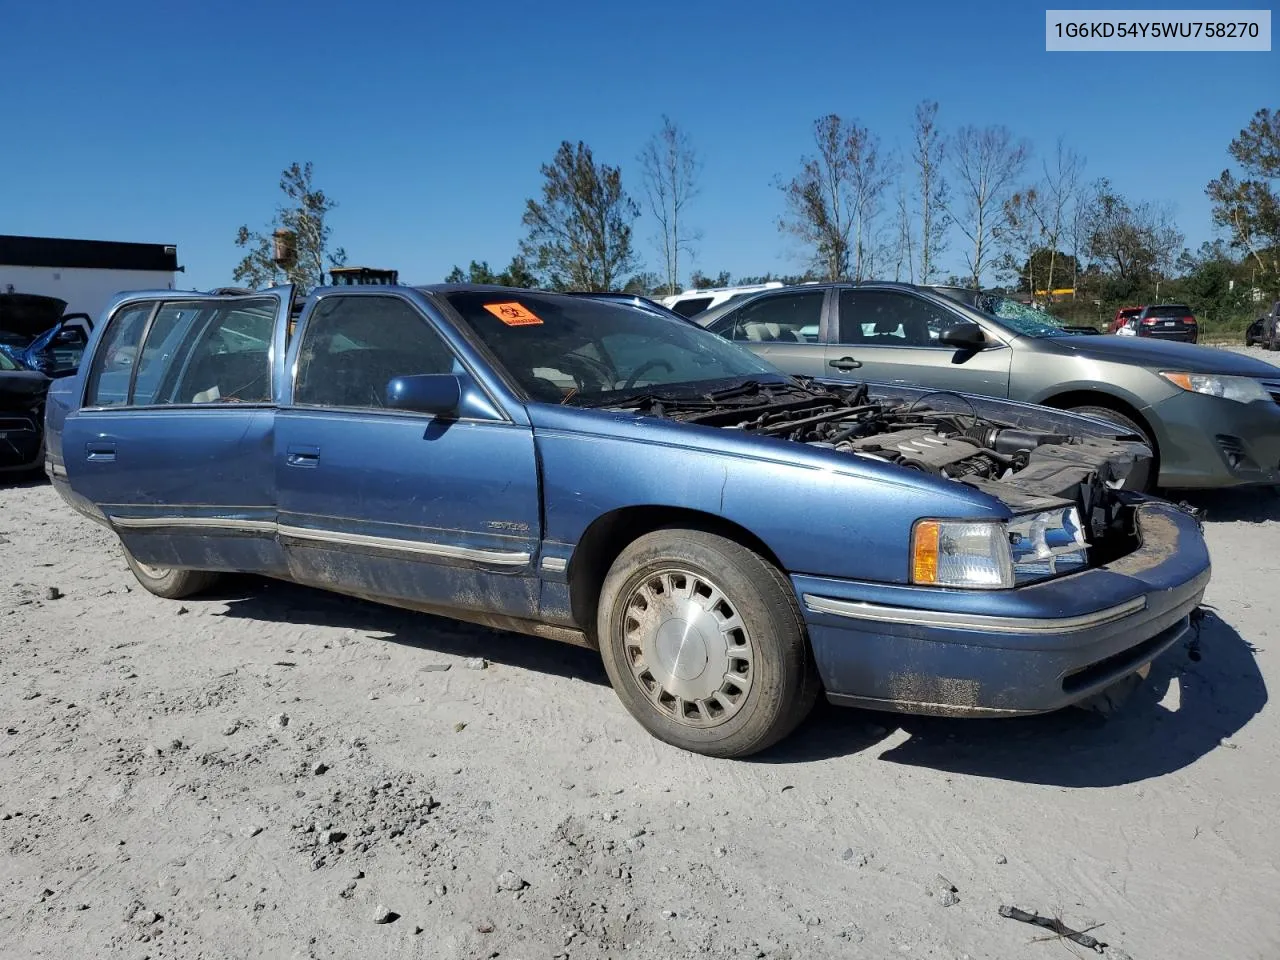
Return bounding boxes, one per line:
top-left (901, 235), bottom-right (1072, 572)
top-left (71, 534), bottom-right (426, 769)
top-left (1160, 372), bottom-right (1271, 404)
top-left (911, 507), bottom-right (1089, 590)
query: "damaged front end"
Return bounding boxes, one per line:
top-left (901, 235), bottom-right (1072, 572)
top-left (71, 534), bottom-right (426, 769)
top-left (609, 379), bottom-right (1151, 577)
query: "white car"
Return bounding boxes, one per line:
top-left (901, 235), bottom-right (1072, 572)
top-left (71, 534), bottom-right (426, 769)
top-left (660, 282), bottom-right (785, 318)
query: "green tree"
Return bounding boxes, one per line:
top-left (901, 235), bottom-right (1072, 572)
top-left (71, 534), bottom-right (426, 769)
top-left (233, 162), bottom-right (346, 291)
top-left (688, 269), bottom-right (732, 289)
top-left (1085, 178), bottom-right (1183, 298)
top-left (443, 257), bottom-right (538, 287)
top-left (1018, 248), bottom-right (1080, 294)
top-left (1207, 107), bottom-right (1280, 290)
top-left (519, 141), bottom-right (639, 290)
top-left (621, 272), bottom-right (666, 295)
top-left (1169, 241), bottom-right (1251, 323)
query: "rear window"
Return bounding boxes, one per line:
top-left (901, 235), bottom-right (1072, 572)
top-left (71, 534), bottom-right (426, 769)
top-left (670, 297), bottom-right (713, 317)
top-left (1145, 305), bottom-right (1192, 318)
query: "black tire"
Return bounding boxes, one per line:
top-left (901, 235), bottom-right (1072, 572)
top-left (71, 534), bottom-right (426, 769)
top-left (121, 544), bottom-right (220, 599)
top-left (596, 529), bottom-right (820, 758)
top-left (1075, 669), bottom-right (1145, 716)
top-left (1069, 404), bottom-right (1157, 490)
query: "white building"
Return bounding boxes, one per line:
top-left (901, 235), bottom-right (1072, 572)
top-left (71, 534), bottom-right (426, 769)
top-left (0, 234), bottom-right (183, 320)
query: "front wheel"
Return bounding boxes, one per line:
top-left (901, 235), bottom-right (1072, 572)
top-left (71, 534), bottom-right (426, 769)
top-left (121, 543), bottom-right (221, 599)
top-left (596, 529), bottom-right (820, 758)
top-left (1069, 405), bottom-right (1157, 492)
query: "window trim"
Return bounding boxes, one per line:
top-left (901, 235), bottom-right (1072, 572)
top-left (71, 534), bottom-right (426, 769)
top-left (82, 299), bottom-right (159, 410)
top-left (715, 289), bottom-right (829, 345)
top-left (833, 287), bottom-right (1009, 350)
top-left (79, 293), bottom-right (283, 413)
top-left (286, 290), bottom-right (509, 423)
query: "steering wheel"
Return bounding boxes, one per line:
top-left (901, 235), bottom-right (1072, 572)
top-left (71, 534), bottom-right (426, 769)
top-left (622, 359), bottom-right (674, 390)
top-left (559, 353), bottom-right (616, 391)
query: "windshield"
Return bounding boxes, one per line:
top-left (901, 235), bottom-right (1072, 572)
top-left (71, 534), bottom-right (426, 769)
top-left (969, 293), bottom-right (1081, 338)
top-left (440, 291), bottom-right (785, 404)
top-left (1145, 305), bottom-right (1191, 318)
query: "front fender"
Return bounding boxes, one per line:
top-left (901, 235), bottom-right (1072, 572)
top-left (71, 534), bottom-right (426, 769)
top-left (530, 405), bottom-right (1004, 585)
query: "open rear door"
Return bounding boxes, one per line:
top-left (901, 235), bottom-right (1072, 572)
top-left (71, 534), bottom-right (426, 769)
top-left (61, 287), bottom-right (294, 574)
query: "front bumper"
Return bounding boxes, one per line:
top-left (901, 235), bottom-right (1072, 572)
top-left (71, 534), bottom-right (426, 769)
top-left (0, 415), bottom-right (42, 472)
top-left (1152, 391), bottom-right (1280, 488)
top-left (795, 500), bottom-right (1210, 716)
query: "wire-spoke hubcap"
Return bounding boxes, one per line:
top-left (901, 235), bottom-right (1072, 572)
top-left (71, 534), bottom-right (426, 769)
top-left (621, 569), bottom-right (753, 728)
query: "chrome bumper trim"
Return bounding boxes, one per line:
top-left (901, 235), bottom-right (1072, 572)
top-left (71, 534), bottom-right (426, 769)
top-left (801, 593), bottom-right (1147, 634)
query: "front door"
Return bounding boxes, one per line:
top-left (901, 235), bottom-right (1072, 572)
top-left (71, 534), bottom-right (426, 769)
top-left (61, 290), bottom-right (291, 573)
top-left (703, 289), bottom-right (829, 378)
top-left (275, 292), bottom-right (542, 620)
top-left (826, 288), bottom-right (1013, 397)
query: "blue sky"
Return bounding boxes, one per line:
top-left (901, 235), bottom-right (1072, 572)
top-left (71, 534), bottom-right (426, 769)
top-left (1, 0), bottom-right (1274, 290)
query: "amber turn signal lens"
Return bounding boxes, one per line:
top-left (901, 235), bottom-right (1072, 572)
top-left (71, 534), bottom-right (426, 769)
top-left (1162, 372), bottom-right (1194, 391)
top-left (912, 520), bottom-right (940, 585)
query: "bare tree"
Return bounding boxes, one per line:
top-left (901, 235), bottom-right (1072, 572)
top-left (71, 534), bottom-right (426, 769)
top-left (1033, 140), bottom-right (1086, 298)
top-left (848, 127), bottom-right (895, 281)
top-left (1086, 178), bottom-right (1184, 290)
top-left (639, 116), bottom-right (702, 295)
top-left (519, 141), bottom-right (639, 291)
top-left (911, 100), bottom-right (949, 283)
top-left (892, 180), bottom-right (915, 282)
top-left (946, 125), bottom-right (1029, 288)
top-left (778, 115), bottom-right (892, 281)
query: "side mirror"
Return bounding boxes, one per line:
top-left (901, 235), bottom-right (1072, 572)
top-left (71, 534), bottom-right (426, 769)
top-left (938, 322), bottom-right (986, 350)
top-left (385, 374), bottom-right (461, 416)
top-left (55, 328), bottom-right (85, 344)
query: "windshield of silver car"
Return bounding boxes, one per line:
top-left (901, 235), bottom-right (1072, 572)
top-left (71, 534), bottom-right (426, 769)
top-left (441, 291), bottom-right (785, 403)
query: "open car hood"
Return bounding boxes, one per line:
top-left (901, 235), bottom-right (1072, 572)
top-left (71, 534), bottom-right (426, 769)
top-left (603, 378), bottom-right (1152, 553)
top-left (0, 293), bottom-right (68, 339)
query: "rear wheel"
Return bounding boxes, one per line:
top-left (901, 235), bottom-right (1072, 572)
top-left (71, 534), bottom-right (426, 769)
top-left (121, 544), bottom-right (220, 599)
top-left (596, 529), bottom-right (820, 758)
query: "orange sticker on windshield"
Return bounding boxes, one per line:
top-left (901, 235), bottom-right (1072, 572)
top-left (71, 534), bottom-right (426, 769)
top-left (483, 302), bottom-right (543, 326)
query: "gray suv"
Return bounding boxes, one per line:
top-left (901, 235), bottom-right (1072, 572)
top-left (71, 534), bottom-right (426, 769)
top-left (699, 282), bottom-right (1280, 490)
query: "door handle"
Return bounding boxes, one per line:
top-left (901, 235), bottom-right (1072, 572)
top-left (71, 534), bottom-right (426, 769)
top-left (286, 444), bottom-right (320, 468)
top-left (828, 357), bottom-right (862, 371)
top-left (86, 441), bottom-right (116, 462)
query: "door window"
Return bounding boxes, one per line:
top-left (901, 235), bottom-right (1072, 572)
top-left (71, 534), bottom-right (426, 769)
top-left (158, 300), bottom-right (276, 404)
top-left (293, 295), bottom-right (457, 409)
top-left (84, 303), bottom-right (154, 407)
top-left (722, 291), bottom-right (824, 344)
top-left (837, 290), bottom-right (957, 347)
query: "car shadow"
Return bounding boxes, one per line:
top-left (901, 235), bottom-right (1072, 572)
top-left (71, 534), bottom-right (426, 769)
top-left (208, 581), bottom-right (1263, 785)
top-left (757, 610), bottom-right (1266, 785)
top-left (0, 472), bottom-right (49, 489)
top-left (209, 575), bottom-right (609, 687)
top-left (1175, 487), bottom-right (1280, 524)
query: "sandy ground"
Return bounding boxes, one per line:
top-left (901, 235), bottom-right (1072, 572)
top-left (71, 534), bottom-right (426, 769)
top-left (3, 374), bottom-right (1280, 959)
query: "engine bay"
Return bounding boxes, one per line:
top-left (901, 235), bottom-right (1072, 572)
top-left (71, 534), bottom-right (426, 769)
top-left (607, 378), bottom-right (1151, 548)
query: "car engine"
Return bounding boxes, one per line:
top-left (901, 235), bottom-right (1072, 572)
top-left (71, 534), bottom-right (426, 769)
top-left (608, 379), bottom-right (1150, 547)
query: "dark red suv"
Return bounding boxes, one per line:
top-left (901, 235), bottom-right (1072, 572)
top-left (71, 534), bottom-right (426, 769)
top-left (1134, 304), bottom-right (1198, 343)
top-left (1109, 306), bottom-right (1142, 334)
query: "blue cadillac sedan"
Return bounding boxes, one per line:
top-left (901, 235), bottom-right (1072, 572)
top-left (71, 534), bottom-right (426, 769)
top-left (44, 284), bottom-right (1211, 757)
